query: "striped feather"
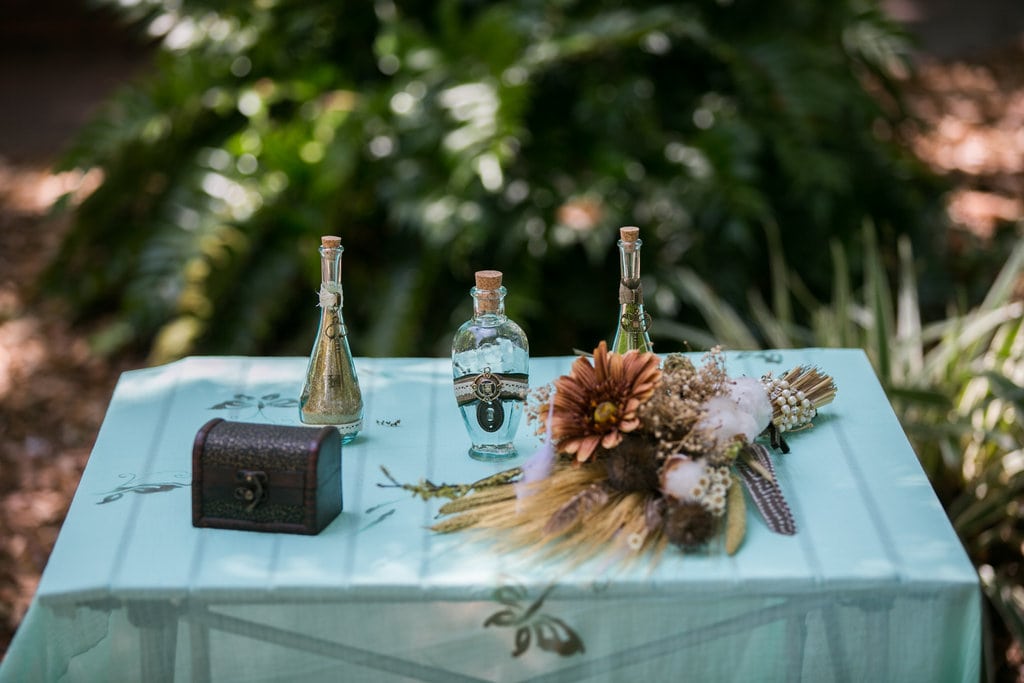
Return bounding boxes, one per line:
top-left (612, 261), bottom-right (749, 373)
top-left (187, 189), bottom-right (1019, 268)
top-left (736, 444), bottom-right (796, 535)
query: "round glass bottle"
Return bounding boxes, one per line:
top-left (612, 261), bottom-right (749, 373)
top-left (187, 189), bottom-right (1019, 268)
top-left (452, 270), bottom-right (529, 461)
top-left (299, 235), bottom-right (363, 442)
top-left (611, 226), bottom-right (653, 353)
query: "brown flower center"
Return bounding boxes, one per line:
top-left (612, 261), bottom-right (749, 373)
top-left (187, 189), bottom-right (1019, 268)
top-left (593, 401), bottom-right (619, 426)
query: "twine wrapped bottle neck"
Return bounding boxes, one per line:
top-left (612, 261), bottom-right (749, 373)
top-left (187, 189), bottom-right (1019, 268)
top-left (619, 280), bottom-right (643, 305)
top-left (617, 233), bottom-right (644, 305)
top-left (319, 283), bottom-right (343, 310)
top-left (317, 237), bottom-right (345, 313)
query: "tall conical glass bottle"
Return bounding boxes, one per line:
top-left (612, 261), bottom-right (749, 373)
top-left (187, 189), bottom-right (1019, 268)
top-left (452, 270), bottom-right (529, 461)
top-left (611, 226), bottom-right (653, 353)
top-left (300, 235), bottom-right (363, 442)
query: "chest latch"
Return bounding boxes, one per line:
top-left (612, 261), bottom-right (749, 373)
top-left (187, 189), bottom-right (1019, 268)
top-left (234, 469), bottom-right (268, 512)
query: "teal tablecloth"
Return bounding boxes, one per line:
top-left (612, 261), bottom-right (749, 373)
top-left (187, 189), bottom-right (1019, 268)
top-left (0, 351), bottom-right (980, 682)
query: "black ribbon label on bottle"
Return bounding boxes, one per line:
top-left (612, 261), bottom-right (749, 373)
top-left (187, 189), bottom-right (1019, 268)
top-left (453, 371), bottom-right (529, 407)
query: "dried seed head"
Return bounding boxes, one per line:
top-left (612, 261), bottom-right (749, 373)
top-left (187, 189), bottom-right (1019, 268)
top-left (604, 433), bottom-right (661, 493)
top-left (662, 499), bottom-right (718, 548)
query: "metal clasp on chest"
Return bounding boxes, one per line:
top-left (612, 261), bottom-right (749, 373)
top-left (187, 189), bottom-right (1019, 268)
top-left (234, 469), bottom-right (268, 512)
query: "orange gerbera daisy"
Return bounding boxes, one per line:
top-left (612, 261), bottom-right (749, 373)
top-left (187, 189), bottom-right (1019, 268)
top-left (550, 341), bottom-right (661, 463)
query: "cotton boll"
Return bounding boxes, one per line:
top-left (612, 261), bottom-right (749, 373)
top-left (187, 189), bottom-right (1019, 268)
top-left (727, 376), bottom-right (773, 434)
top-left (660, 455), bottom-right (710, 502)
top-left (697, 395), bottom-right (760, 443)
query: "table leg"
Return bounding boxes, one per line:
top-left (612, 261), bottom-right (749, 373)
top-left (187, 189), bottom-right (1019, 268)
top-left (786, 613), bottom-right (808, 682)
top-left (864, 604), bottom-right (889, 682)
top-left (822, 603), bottom-right (853, 683)
top-left (189, 607), bottom-right (212, 683)
top-left (127, 601), bottom-right (179, 683)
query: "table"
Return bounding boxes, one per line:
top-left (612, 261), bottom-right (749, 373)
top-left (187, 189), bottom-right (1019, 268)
top-left (0, 350), bottom-right (980, 682)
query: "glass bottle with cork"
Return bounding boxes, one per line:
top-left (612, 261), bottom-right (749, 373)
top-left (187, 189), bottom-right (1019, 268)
top-left (452, 270), bottom-right (529, 461)
top-left (611, 226), bottom-right (653, 353)
top-left (299, 235), bottom-right (363, 442)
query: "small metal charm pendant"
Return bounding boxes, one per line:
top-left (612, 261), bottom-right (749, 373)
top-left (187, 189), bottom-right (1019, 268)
top-left (472, 369), bottom-right (500, 402)
top-left (619, 310), bottom-right (652, 333)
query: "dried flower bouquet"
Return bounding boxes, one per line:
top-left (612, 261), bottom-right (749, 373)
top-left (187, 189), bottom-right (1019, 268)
top-left (386, 342), bottom-right (836, 563)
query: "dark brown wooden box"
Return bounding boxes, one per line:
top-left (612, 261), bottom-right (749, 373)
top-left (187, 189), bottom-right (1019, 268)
top-left (192, 418), bottom-right (342, 535)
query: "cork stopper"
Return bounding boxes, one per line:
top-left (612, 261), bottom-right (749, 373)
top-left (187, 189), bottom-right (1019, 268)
top-left (321, 235), bottom-right (342, 248)
top-left (475, 270), bottom-right (503, 290)
top-left (619, 226), bottom-right (640, 242)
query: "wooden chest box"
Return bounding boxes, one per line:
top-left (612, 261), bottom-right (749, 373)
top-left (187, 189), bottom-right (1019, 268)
top-left (192, 418), bottom-right (342, 535)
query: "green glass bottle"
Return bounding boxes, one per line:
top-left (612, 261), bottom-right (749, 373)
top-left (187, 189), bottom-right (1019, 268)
top-left (611, 226), bottom-right (653, 353)
top-left (299, 235), bottom-right (363, 442)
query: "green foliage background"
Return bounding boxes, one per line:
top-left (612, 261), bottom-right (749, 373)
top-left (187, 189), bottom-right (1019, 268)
top-left (52, 0), bottom-right (944, 363)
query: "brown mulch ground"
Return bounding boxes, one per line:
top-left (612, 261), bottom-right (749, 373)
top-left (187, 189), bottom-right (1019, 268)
top-left (0, 37), bottom-right (1022, 676)
top-left (0, 163), bottom-right (141, 655)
